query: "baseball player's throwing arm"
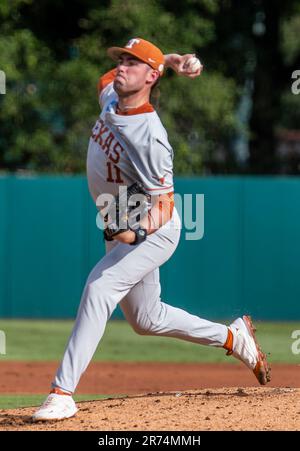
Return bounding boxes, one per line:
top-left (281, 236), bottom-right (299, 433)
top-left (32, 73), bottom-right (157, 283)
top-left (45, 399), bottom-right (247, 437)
top-left (164, 53), bottom-right (203, 78)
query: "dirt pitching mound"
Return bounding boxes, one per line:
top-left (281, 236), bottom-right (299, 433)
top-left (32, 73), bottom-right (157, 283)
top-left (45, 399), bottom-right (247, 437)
top-left (1, 387), bottom-right (299, 431)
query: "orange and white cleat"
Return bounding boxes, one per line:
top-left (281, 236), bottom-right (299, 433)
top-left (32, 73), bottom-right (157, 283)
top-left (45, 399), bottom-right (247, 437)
top-left (226, 315), bottom-right (271, 385)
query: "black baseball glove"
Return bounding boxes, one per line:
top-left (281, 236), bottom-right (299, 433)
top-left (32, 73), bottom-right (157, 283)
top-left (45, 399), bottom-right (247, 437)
top-left (103, 182), bottom-right (149, 241)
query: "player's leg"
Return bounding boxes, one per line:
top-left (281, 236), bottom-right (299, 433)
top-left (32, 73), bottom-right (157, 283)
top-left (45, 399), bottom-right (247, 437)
top-left (33, 226), bottom-right (180, 421)
top-left (120, 268), bottom-right (228, 348)
top-left (51, 210), bottom-right (182, 395)
top-left (120, 270), bottom-right (270, 385)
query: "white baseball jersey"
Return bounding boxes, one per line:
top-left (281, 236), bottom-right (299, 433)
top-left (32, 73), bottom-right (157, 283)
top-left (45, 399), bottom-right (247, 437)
top-left (87, 70), bottom-right (174, 203)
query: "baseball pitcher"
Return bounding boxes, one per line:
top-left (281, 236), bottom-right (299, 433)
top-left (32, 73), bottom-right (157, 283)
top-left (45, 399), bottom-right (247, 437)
top-left (33, 38), bottom-right (270, 421)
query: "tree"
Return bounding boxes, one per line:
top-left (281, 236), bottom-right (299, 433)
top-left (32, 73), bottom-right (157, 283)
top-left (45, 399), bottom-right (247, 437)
top-left (2, 0), bottom-right (299, 174)
top-left (0, 0), bottom-right (239, 174)
top-left (202, 0), bottom-right (300, 174)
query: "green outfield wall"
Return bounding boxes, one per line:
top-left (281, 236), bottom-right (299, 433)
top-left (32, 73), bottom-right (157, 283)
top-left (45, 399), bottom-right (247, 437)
top-left (0, 175), bottom-right (299, 320)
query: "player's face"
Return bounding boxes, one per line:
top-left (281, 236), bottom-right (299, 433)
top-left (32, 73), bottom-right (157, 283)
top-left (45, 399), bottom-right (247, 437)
top-left (114, 53), bottom-right (158, 96)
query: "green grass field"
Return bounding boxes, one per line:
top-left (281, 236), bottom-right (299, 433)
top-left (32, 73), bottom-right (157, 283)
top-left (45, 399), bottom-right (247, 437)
top-left (0, 319), bottom-right (299, 363)
top-left (0, 394), bottom-right (113, 410)
top-left (0, 319), bottom-right (299, 410)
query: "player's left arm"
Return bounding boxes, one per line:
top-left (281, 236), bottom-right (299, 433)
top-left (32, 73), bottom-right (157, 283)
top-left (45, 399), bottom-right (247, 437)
top-left (113, 192), bottom-right (174, 244)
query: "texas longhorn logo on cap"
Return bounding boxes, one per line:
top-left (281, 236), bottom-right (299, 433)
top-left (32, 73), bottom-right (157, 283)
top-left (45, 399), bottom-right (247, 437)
top-left (125, 38), bottom-right (140, 49)
top-left (107, 37), bottom-right (165, 75)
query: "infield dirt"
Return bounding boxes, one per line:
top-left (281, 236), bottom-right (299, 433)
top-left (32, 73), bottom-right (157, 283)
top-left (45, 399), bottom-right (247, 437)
top-left (0, 387), bottom-right (299, 431)
top-left (0, 362), bottom-right (299, 430)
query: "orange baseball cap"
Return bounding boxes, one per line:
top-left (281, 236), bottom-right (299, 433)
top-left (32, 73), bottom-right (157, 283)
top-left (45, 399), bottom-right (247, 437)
top-left (107, 38), bottom-right (165, 75)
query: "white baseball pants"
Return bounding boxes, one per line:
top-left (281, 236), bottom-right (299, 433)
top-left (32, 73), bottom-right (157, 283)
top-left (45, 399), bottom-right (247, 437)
top-left (53, 208), bottom-right (228, 393)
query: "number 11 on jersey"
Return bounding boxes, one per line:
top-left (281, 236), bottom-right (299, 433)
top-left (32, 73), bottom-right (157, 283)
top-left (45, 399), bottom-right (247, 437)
top-left (106, 161), bottom-right (124, 183)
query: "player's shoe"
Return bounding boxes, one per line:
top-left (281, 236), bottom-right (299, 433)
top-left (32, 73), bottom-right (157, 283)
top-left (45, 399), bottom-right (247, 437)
top-left (32, 388), bottom-right (78, 421)
top-left (226, 315), bottom-right (271, 385)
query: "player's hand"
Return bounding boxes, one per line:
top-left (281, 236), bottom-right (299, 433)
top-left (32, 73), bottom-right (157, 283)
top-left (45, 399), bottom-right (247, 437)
top-left (164, 53), bottom-right (203, 78)
top-left (113, 230), bottom-right (136, 244)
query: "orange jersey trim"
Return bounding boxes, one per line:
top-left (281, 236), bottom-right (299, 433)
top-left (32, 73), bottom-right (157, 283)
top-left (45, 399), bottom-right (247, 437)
top-left (147, 184), bottom-right (174, 191)
top-left (116, 102), bottom-right (154, 115)
top-left (97, 69), bottom-right (117, 97)
top-left (97, 70), bottom-right (155, 115)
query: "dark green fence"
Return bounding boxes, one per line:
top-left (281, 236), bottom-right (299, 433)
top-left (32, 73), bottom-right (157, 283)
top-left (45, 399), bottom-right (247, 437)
top-left (0, 175), bottom-right (299, 320)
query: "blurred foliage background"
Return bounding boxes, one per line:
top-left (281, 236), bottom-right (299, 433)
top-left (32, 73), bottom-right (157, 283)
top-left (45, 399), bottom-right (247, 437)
top-left (0, 0), bottom-right (300, 175)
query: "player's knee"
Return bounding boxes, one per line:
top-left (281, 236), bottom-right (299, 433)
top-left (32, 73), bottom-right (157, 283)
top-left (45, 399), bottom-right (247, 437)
top-left (129, 303), bottom-right (166, 335)
top-left (130, 319), bottom-right (153, 336)
top-left (131, 314), bottom-right (165, 335)
top-left (85, 281), bottom-right (102, 300)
